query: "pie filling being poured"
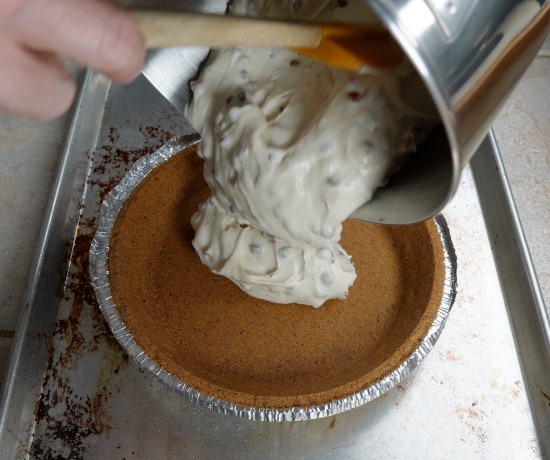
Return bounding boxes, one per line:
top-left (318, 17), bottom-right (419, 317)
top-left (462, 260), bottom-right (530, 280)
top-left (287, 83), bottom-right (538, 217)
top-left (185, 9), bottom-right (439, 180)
top-left (185, 0), bottom-right (439, 307)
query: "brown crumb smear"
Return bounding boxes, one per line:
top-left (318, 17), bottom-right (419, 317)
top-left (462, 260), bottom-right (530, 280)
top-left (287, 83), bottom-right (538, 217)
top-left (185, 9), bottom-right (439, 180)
top-left (109, 145), bottom-right (446, 409)
top-left (347, 91), bottom-right (362, 102)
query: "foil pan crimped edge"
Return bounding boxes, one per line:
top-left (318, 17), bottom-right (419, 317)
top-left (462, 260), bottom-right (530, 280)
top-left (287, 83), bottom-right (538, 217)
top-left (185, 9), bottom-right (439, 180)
top-left (89, 134), bottom-right (458, 422)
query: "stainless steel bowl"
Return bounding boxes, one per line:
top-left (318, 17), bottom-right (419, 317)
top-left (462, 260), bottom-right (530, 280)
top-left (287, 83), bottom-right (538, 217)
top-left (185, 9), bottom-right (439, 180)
top-left (351, 0), bottom-right (550, 224)
top-left (137, 0), bottom-right (550, 225)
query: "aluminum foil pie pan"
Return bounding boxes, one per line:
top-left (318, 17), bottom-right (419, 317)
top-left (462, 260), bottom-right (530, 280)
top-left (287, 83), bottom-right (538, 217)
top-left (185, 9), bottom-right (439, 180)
top-left (89, 133), bottom-right (458, 422)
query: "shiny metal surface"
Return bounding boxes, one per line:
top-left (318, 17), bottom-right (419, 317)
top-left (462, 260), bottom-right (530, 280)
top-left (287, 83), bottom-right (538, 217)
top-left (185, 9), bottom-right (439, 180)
top-left (471, 131), bottom-right (550, 456)
top-left (89, 135), bottom-right (457, 422)
top-left (0, 70), bottom-right (548, 458)
top-left (354, 0), bottom-right (550, 224)
top-left (0, 70), bottom-right (112, 459)
top-left (424, 0), bottom-right (476, 37)
top-left (137, 0), bottom-right (550, 224)
top-left (350, 125), bottom-right (453, 224)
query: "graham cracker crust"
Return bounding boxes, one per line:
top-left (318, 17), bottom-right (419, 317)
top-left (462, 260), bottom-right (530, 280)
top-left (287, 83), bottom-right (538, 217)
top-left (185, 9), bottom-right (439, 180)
top-left (108, 144), bottom-right (445, 409)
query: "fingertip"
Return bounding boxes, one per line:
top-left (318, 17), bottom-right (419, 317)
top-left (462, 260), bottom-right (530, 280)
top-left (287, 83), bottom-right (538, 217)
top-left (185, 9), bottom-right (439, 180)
top-left (12, 0), bottom-right (146, 86)
top-left (29, 52), bottom-right (77, 120)
top-left (107, 33), bottom-right (145, 84)
top-left (100, 10), bottom-right (146, 83)
top-left (37, 75), bottom-right (76, 121)
top-left (0, 45), bottom-right (77, 121)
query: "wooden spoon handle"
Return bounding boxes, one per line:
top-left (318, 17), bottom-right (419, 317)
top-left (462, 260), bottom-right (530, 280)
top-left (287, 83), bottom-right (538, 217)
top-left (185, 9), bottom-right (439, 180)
top-left (133, 10), bottom-right (323, 49)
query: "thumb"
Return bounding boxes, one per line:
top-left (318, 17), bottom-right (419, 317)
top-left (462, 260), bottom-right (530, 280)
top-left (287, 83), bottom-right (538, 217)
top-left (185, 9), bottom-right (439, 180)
top-left (0, 40), bottom-right (76, 120)
top-left (7, 0), bottom-right (145, 84)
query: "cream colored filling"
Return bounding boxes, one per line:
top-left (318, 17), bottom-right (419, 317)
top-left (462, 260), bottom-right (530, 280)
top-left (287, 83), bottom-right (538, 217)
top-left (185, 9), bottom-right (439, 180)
top-left (186, 0), bottom-right (437, 307)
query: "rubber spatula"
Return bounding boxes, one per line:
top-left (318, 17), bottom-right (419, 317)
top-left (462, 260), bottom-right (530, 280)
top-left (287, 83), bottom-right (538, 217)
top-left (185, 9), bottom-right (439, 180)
top-left (133, 10), bottom-right (404, 72)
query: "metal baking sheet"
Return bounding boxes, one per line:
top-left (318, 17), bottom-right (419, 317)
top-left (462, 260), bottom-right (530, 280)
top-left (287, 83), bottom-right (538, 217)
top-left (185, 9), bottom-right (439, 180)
top-left (1, 68), bottom-right (549, 459)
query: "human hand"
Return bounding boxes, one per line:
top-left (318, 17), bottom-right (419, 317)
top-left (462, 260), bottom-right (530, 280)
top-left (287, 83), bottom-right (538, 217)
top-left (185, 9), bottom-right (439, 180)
top-left (0, 0), bottom-right (145, 120)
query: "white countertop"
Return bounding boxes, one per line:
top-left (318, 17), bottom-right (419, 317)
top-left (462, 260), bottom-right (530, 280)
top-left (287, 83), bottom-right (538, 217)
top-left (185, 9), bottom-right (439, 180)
top-left (1, 37), bottom-right (549, 389)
